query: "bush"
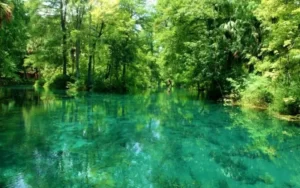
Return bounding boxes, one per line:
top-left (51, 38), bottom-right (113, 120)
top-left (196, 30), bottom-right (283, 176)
top-left (280, 97), bottom-right (299, 115)
top-left (67, 79), bottom-right (86, 91)
top-left (270, 84), bottom-right (300, 115)
top-left (47, 75), bottom-right (74, 90)
top-left (93, 79), bottom-right (125, 93)
top-left (34, 79), bottom-right (46, 88)
top-left (241, 75), bottom-right (274, 107)
top-left (227, 78), bottom-right (244, 101)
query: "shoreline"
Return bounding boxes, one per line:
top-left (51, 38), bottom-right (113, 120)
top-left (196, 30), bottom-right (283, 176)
top-left (224, 100), bottom-right (300, 122)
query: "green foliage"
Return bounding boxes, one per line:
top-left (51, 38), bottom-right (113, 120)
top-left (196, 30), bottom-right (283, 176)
top-left (66, 79), bottom-right (87, 96)
top-left (47, 75), bottom-right (74, 90)
top-left (93, 79), bottom-right (123, 93)
top-left (241, 75), bottom-right (274, 107)
top-left (0, 1), bottom-right (12, 26)
top-left (237, 0), bottom-right (300, 115)
top-left (155, 0), bottom-right (260, 99)
top-left (0, 0), bottom-right (28, 78)
top-left (34, 79), bottom-right (46, 88)
top-left (1, 0), bottom-right (300, 116)
top-left (270, 83), bottom-right (300, 115)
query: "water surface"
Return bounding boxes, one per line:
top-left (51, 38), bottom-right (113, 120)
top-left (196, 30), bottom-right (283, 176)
top-left (0, 87), bottom-right (300, 188)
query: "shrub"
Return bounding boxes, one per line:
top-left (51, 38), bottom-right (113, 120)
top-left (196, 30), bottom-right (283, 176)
top-left (240, 75), bottom-right (274, 107)
top-left (67, 79), bottom-right (86, 91)
top-left (270, 84), bottom-right (300, 115)
top-left (34, 79), bottom-right (46, 88)
top-left (93, 79), bottom-right (124, 93)
top-left (47, 75), bottom-right (74, 90)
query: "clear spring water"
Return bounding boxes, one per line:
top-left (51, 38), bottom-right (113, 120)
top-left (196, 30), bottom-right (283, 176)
top-left (0, 86), bottom-right (300, 188)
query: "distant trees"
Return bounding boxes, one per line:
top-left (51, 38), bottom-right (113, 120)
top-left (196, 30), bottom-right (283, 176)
top-left (22, 0), bottom-right (157, 91)
top-left (0, 0), bottom-right (299, 115)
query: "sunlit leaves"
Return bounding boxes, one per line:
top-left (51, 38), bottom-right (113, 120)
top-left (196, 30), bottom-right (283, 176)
top-left (90, 0), bottom-right (119, 21)
top-left (0, 2), bottom-right (12, 26)
top-left (155, 0), bottom-right (260, 98)
top-left (0, 0), bottom-right (28, 78)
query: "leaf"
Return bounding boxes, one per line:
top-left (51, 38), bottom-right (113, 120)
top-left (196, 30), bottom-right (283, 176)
top-left (283, 40), bottom-right (291, 47)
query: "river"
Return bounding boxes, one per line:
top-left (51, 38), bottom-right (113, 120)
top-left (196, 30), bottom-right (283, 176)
top-left (0, 86), bottom-right (300, 187)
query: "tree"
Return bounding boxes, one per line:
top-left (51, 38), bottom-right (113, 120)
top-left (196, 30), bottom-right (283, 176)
top-left (155, 0), bottom-right (260, 99)
top-left (69, 0), bottom-right (88, 78)
top-left (25, 0), bottom-right (72, 89)
top-left (244, 0), bottom-right (300, 114)
top-left (0, 0), bottom-right (28, 80)
top-left (60, 0), bottom-right (68, 76)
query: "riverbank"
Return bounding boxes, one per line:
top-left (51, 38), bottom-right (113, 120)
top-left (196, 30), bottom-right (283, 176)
top-left (0, 78), bottom-right (34, 87)
top-left (224, 99), bottom-right (300, 122)
top-left (1, 84), bottom-right (300, 122)
top-left (272, 113), bottom-right (300, 122)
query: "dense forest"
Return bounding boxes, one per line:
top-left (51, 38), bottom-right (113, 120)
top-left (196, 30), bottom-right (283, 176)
top-left (0, 0), bottom-right (299, 116)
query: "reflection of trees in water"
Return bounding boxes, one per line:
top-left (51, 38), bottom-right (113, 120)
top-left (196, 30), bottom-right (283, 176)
top-left (228, 108), bottom-right (300, 186)
top-left (229, 108), bottom-right (300, 156)
top-left (1, 88), bottom-right (300, 187)
top-left (3, 91), bottom-right (160, 187)
top-left (148, 93), bottom-right (219, 187)
top-left (0, 87), bottom-right (41, 114)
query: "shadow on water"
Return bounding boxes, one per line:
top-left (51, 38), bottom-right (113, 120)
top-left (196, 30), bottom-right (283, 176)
top-left (0, 86), bottom-right (300, 187)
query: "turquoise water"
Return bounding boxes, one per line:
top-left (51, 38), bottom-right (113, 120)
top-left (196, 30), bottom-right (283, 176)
top-left (0, 87), bottom-right (300, 188)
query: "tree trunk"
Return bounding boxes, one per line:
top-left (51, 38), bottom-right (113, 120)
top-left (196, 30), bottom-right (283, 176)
top-left (122, 63), bottom-right (126, 91)
top-left (23, 67), bottom-right (28, 80)
top-left (197, 81), bottom-right (200, 91)
top-left (76, 39), bottom-right (80, 78)
top-left (87, 21), bottom-right (105, 90)
top-left (21, 57), bottom-right (27, 80)
top-left (60, 0), bottom-right (67, 76)
top-left (75, 6), bottom-right (84, 79)
top-left (71, 47), bottom-right (75, 74)
top-left (87, 54), bottom-right (93, 90)
top-left (93, 55), bottom-right (96, 80)
top-left (62, 32), bottom-right (67, 76)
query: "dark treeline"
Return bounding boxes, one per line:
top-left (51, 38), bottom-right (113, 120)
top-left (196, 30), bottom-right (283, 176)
top-left (0, 0), bottom-right (299, 116)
